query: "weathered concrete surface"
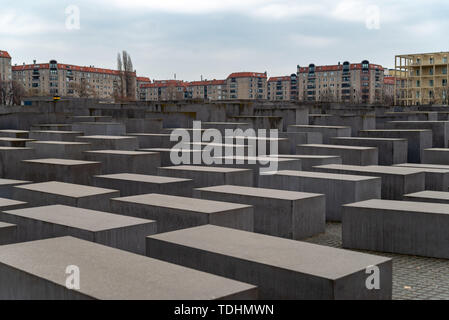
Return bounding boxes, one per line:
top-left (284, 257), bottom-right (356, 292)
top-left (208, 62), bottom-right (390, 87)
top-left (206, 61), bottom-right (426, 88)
top-left (386, 121), bottom-right (449, 148)
top-left (312, 164), bottom-right (425, 200)
top-left (0, 179), bottom-right (31, 198)
top-left (403, 190), bottom-right (449, 204)
top-left (12, 181), bottom-right (119, 212)
top-left (393, 164), bottom-right (449, 191)
top-left (422, 148), bottom-right (449, 165)
top-left (296, 144), bottom-right (378, 166)
top-left (0, 137), bottom-right (35, 147)
top-left (0, 236), bottom-right (257, 300)
top-left (140, 148), bottom-right (203, 166)
top-left (93, 173), bottom-right (193, 197)
top-left (288, 125), bottom-right (352, 144)
top-left (359, 129), bottom-right (432, 163)
top-left (0, 222), bottom-right (17, 245)
top-left (158, 165), bottom-right (253, 188)
top-left (0, 130), bottom-right (29, 139)
top-left (21, 158), bottom-right (102, 185)
top-left (72, 122), bottom-right (126, 136)
top-left (273, 154), bottom-right (342, 171)
top-left (84, 150), bottom-right (160, 175)
top-left (0, 147), bottom-right (36, 179)
top-left (146, 225), bottom-right (392, 300)
top-left (279, 131), bottom-right (323, 154)
top-left (111, 193), bottom-right (254, 233)
top-left (194, 185), bottom-right (325, 239)
top-left (343, 199), bottom-right (449, 259)
top-left (0, 205), bottom-right (156, 254)
top-left (0, 198), bottom-right (27, 211)
top-left (26, 141), bottom-right (91, 160)
top-left (330, 137), bottom-right (407, 165)
top-left (29, 130), bottom-right (83, 142)
top-left (259, 170), bottom-right (381, 221)
top-left (76, 135), bottom-right (139, 151)
top-left (127, 133), bottom-right (175, 149)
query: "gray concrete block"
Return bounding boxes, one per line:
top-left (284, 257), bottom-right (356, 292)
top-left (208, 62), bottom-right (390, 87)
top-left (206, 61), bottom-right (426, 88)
top-left (312, 164), bottom-right (425, 200)
top-left (330, 137), bottom-right (408, 165)
top-left (0, 222), bottom-right (16, 245)
top-left (122, 118), bottom-right (163, 133)
top-left (386, 121), bottom-right (449, 148)
top-left (359, 129), bottom-right (432, 163)
top-left (93, 173), bottom-right (193, 197)
top-left (422, 148), bottom-right (449, 165)
top-left (403, 190), bottom-right (449, 204)
top-left (26, 141), bottom-right (91, 160)
top-left (296, 144), bottom-right (378, 166)
top-left (76, 135), bottom-right (139, 151)
top-left (259, 170), bottom-right (381, 221)
top-left (224, 136), bottom-right (290, 155)
top-left (0, 147), bottom-right (36, 179)
top-left (273, 154), bottom-right (342, 171)
top-left (29, 130), bottom-right (84, 142)
top-left (146, 225), bottom-right (392, 300)
top-left (288, 125), bottom-right (351, 144)
top-left (194, 185), bottom-right (325, 239)
top-left (158, 165), bottom-right (253, 188)
top-left (0, 137), bottom-right (35, 147)
top-left (111, 193), bottom-right (254, 233)
top-left (202, 122), bottom-right (251, 135)
top-left (0, 236), bottom-right (257, 300)
top-left (72, 122), bottom-right (126, 136)
top-left (0, 130), bottom-right (29, 139)
top-left (0, 205), bottom-right (156, 254)
top-left (342, 199), bottom-right (449, 259)
top-left (84, 150), bottom-right (160, 175)
top-left (70, 116), bottom-right (113, 123)
top-left (279, 131), bottom-right (323, 154)
top-left (30, 124), bottom-right (72, 131)
top-left (0, 179), bottom-right (31, 198)
top-left (393, 164), bottom-right (449, 191)
top-left (127, 133), bottom-right (175, 149)
top-left (21, 158), bottom-right (102, 185)
top-left (12, 181), bottom-right (119, 212)
top-left (0, 198), bottom-right (27, 211)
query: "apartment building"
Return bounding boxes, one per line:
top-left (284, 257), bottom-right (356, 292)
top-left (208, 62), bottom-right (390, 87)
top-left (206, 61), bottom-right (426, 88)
top-left (141, 80), bottom-right (187, 101)
top-left (267, 74), bottom-right (298, 101)
top-left (226, 72), bottom-right (267, 100)
top-left (0, 51), bottom-right (12, 82)
top-left (186, 80), bottom-right (226, 100)
top-left (12, 60), bottom-right (137, 99)
top-left (136, 76), bottom-right (151, 101)
top-left (297, 60), bottom-right (384, 104)
top-left (395, 52), bottom-right (449, 105)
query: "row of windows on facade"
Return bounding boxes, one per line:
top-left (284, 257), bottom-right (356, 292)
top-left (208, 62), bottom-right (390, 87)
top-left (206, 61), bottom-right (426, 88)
top-left (412, 68), bottom-right (448, 76)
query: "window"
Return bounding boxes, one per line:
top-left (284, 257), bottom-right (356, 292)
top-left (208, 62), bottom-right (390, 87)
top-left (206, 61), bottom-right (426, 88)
top-left (429, 80), bottom-right (434, 87)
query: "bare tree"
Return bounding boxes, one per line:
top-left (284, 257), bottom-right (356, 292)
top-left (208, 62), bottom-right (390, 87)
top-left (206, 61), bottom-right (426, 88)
top-left (69, 79), bottom-right (98, 98)
top-left (114, 50), bottom-right (136, 102)
top-left (0, 80), bottom-right (25, 105)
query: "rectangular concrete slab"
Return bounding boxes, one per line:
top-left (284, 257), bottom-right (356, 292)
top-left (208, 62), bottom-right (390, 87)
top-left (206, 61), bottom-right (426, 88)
top-left (422, 148), bottom-right (449, 165)
top-left (0, 137), bottom-right (35, 147)
top-left (273, 154), bottom-right (342, 171)
top-left (0, 205), bottom-right (156, 254)
top-left (93, 173), bottom-right (193, 197)
top-left (342, 199), bottom-right (449, 259)
top-left (312, 164), bottom-right (426, 200)
top-left (194, 185), bottom-right (325, 239)
top-left (403, 190), bottom-right (449, 204)
top-left (296, 144), bottom-right (378, 166)
top-left (0, 147), bottom-right (36, 179)
top-left (288, 125), bottom-right (352, 144)
top-left (21, 158), bottom-right (102, 185)
top-left (0, 130), bottom-right (29, 139)
top-left (330, 137), bottom-right (408, 165)
top-left (72, 122), bottom-right (126, 136)
top-left (12, 181), bottom-right (119, 212)
top-left (0, 197), bottom-right (27, 211)
top-left (146, 225), bottom-right (392, 300)
top-left (158, 165), bottom-right (253, 188)
top-left (30, 124), bottom-right (72, 131)
top-left (386, 121), bottom-right (449, 148)
top-left (29, 130), bottom-right (84, 142)
top-left (0, 179), bottom-right (31, 198)
top-left (359, 129), bottom-right (432, 163)
top-left (140, 148), bottom-right (203, 166)
top-left (393, 164), bottom-right (449, 191)
top-left (111, 193), bottom-right (254, 233)
top-left (0, 222), bottom-right (17, 245)
top-left (0, 236), bottom-right (257, 300)
top-left (127, 133), bottom-right (175, 149)
top-left (258, 170), bottom-right (381, 221)
top-left (26, 141), bottom-right (91, 160)
top-left (84, 150), bottom-right (161, 175)
top-left (76, 135), bottom-right (139, 151)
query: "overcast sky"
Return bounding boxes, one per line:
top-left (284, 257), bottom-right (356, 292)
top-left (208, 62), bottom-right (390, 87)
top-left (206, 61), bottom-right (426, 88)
top-left (1, 0), bottom-right (447, 81)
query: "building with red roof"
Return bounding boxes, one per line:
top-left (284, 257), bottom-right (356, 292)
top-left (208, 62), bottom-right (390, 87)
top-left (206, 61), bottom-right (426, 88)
top-left (0, 50), bottom-right (12, 82)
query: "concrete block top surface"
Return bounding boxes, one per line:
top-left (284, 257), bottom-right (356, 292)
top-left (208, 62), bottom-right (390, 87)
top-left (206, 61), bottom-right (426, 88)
top-left (0, 222), bottom-right (15, 228)
top-left (217, 156), bottom-right (298, 163)
top-left (141, 148), bottom-right (201, 153)
top-left (30, 130), bottom-right (83, 134)
top-left (0, 137), bottom-right (34, 142)
top-left (344, 198), bottom-right (449, 215)
top-left (15, 181), bottom-right (118, 198)
top-left (0, 198), bottom-right (26, 208)
top-left (289, 125), bottom-right (351, 129)
top-left (148, 225), bottom-right (391, 280)
top-left (127, 133), bottom-right (171, 137)
top-left (424, 148), bottom-right (449, 152)
top-left (315, 164), bottom-right (425, 175)
top-left (274, 170), bottom-right (380, 182)
top-left (0, 178), bottom-right (30, 185)
top-left (225, 136), bottom-right (289, 142)
top-left (160, 165), bottom-right (251, 173)
top-left (274, 154), bottom-right (341, 160)
top-left (78, 135), bottom-right (134, 140)
top-left (0, 130), bottom-right (29, 134)
top-left (113, 193), bottom-right (252, 213)
top-left (85, 150), bottom-right (158, 156)
top-left (3, 205), bottom-right (154, 232)
top-left (332, 137), bottom-right (408, 142)
top-left (203, 122), bottom-right (250, 125)
top-left (395, 163), bottom-right (449, 170)
top-left (196, 185), bottom-right (322, 200)
top-left (0, 147), bottom-right (32, 151)
top-left (404, 190), bottom-right (449, 201)
top-left (361, 129), bottom-right (432, 133)
top-left (22, 158), bottom-right (101, 166)
top-left (96, 173), bottom-right (191, 184)
top-left (0, 236), bottom-right (256, 300)
top-left (74, 122), bottom-right (122, 125)
top-left (393, 164), bottom-right (449, 173)
top-left (389, 121), bottom-right (448, 124)
top-left (27, 141), bottom-right (89, 146)
top-left (299, 144), bottom-right (377, 151)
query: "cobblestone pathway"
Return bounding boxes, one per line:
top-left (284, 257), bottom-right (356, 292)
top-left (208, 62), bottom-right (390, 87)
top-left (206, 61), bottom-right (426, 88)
top-left (304, 223), bottom-right (449, 300)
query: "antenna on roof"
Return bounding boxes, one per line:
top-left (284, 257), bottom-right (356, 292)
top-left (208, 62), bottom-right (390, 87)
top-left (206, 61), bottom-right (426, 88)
top-left (174, 73), bottom-right (176, 80)
top-left (201, 75), bottom-right (203, 81)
